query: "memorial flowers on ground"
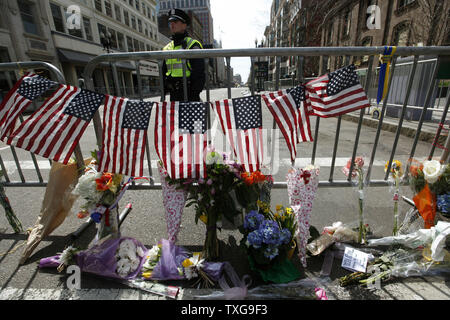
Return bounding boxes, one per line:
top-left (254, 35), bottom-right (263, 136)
top-left (72, 153), bottom-right (124, 240)
top-left (408, 159), bottom-right (450, 228)
top-left (385, 160), bottom-right (404, 236)
top-left (342, 156), bottom-right (367, 244)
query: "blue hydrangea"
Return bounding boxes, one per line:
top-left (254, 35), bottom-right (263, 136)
top-left (247, 230), bottom-right (263, 248)
top-left (244, 210), bottom-right (265, 231)
top-left (263, 245), bottom-right (279, 260)
top-left (280, 228), bottom-right (292, 245)
top-left (259, 220), bottom-right (282, 246)
top-left (437, 193), bottom-right (450, 214)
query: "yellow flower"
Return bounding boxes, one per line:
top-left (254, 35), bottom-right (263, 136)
top-left (182, 258), bottom-right (193, 268)
top-left (276, 204), bottom-right (283, 212)
top-left (142, 271), bottom-right (152, 279)
top-left (385, 160), bottom-right (403, 177)
top-left (199, 214), bottom-right (208, 224)
top-left (286, 208), bottom-right (293, 215)
top-left (274, 213), bottom-right (280, 220)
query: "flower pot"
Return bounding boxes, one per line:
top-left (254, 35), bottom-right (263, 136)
top-left (287, 239), bottom-right (297, 260)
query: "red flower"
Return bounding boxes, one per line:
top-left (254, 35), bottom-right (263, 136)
top-left (95, 173), bottom-right (113, 191)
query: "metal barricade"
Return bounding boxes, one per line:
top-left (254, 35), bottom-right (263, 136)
top-left (0, 61), bottom-right (84, 187)
top-left (82, 46), bottom-right (450, 190)
top-left (0, 47), bottom-right (449, 191)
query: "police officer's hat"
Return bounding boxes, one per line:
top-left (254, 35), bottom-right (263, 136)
top-left (168, 9), bottom-right (190, 25)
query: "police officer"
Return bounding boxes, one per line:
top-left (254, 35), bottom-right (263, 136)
top-left (162, 9), bottom-right (205, 102)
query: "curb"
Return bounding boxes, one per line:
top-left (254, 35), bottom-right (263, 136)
top-left (341, 113), bottom-right (446, 144)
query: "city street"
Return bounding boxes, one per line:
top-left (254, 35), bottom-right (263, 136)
top-left (0, 87), bottom-right (448, 300)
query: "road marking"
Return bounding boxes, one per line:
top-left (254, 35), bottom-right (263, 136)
top-left (0, 287), bottom-right (170, 300)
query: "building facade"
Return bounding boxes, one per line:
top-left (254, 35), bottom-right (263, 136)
top-left (0, 0), bottom-right (167, 98)
top-left (157, 0), bottom-right (214, 46)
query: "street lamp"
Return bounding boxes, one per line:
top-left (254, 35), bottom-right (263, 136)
top-left (99, 31), bottom-right (118, 95)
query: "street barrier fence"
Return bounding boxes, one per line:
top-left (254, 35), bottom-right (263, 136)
top-left (0, 47), bottom-right (449, 193)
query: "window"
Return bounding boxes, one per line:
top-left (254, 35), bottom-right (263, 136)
top-left (117, 32), bottom-right (125, 50)
top-left (124, 10), bottom-right (130, 26)
top-left (398, 0), bottom-right (415, 9)
top-left (392, 22), bottom-right (410, 46)
top-left (108, 28), bottom-right (118, 49)
top-left (135, 0), bottom-right (140, 11)
top-left (18, 0), bottom-right (39, 35)
top-left (131, 15), bottom-right (136, 30)
top-left (105, 0), bottom-right (113, 17)
top-left (138, 19), bottom-right (142, 33)
top-left (83, 17), bottom-right (93, 41)
top-left (50, 3), bottom-right (65, 33)
top-left (114, 4), bottom-right (122, 22)
top-left (133, 38), bottom-right (139, 52)
top-left (127, 36), bottom-right (134, 51)
top-left (97, 23), bottom-right (107, 43)
top-left (342, 10), bottom-right (351, 37)
top-left (94, 0), bottom-right (102, 12)
top-left (361, 37), bottom-right (372, 63)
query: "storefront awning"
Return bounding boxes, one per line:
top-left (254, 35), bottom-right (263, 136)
top-left (57, 49), bottom-right (135, 71)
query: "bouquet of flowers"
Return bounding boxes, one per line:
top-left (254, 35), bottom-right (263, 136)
top-left (342, 156), bottom-right (368, 244)
top-left (140, 239), bottom-right (224, 288)
top-left (408, 159), bottom-right (450, 228)
top-left (240, 204), bottom-right (301, 283)
top-left (385, 160), bottom-right (404, 235)
top-left (72, 155), bottom-right (124, 240)
top-left (39, 237), bottom-right (148, 280)
top-left (166, 147), bottom-right (271, 261)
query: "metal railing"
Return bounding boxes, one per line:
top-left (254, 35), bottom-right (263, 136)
top-left (1, 46), bottom-right (449, 190)
top-left (81, 46), bottom-right (450, 189)
top-left (0, 61), bottom-right (85, 187)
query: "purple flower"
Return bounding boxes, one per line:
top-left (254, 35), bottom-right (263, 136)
top-left (259, 220), bottom-right (282, 246)
top-left (280, 228), bottom-right (292, 245)
top-left (206, 179), bottom-right (213, 185)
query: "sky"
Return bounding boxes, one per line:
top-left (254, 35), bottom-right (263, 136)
top-left (210, 0), bottom-right (272, 82)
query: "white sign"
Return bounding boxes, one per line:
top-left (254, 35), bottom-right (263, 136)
top-left (341, 247), bottom-right (371, 273)
top-left (139, 61), bottom-right (159, 77)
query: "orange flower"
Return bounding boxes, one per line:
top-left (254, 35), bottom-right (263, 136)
top-left (251, 171), bottom-right (266, 183)
top-left (95, 173), bottom-right (113, 191)
top-left (241, 172), bottom-right (254, 185)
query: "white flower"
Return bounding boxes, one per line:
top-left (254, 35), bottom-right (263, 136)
top-left (205, 151), bottom-right (224, 165)
top-left (183, 253), bottom-right (205, 280)
top-left (136, 246), bottom-right (145, 258)
top-left (117, 258), bottom-right (132, 277)
top-left (58, 246), bottom-right (76, 266)
top-left (422, 160), bottom-right (444, 184)
top-left (147, 245), bottom-right (160, 262)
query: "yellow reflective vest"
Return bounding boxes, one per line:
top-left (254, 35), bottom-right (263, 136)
top-left (163, 37), bottom-right (203, 78)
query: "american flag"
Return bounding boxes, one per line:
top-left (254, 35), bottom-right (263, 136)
top-left (6, 85), bottom-right (104, 164)
top-left (306, 64), bottom-right (370, 118)
top-left (0, 73), bottom-right (56, 141)
top-left (154, 101), bottom-right (208, 179)
top-left (262, 85), bottom-right (313, 162)
top-left (97, 96), bottom-right (153, 177)
top-left (213, 95), bottom-right (263, 173)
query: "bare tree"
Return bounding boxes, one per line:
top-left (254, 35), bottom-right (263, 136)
top-left (412, 0), bottom-right (450, 46)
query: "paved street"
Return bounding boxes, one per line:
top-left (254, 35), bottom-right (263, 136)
top-left (0, 87), bottom-right (449, 301)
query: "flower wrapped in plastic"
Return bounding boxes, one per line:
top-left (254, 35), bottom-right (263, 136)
top-left (72, 155), bottom-right (124, 241)
top-left (385, 160), bottom-right (404, 235)
top-left (39, 237), bottom-right (148, 280)
top-left (408, 159), bottom-right (449, 228)
top-left (341, 157), bottom-right (367, 244)
top-left (140, 239), bottom-right (225, 288)
top-left (287, 164), bottom-right (320, 266)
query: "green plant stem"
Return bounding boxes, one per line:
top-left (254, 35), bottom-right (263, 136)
top-left (358, 169), bottom-right (365, 244)
top-left (393, 175), bottom-right (400, 236)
